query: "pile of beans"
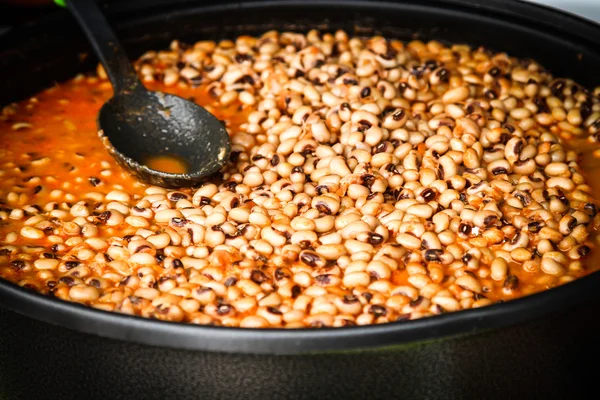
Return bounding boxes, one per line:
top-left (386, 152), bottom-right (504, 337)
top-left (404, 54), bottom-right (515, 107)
top-left (1, 30), bottom-right (600, 328)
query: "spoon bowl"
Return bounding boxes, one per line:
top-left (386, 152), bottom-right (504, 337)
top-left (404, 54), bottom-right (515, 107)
top-left (98, 89), bottom-right (230, 188)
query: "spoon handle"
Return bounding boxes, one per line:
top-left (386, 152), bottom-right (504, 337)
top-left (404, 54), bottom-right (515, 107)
top-left (64, 0), bottom-right (142, 93)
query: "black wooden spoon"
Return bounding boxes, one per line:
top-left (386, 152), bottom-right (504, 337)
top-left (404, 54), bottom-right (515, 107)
top-left (60, 0), bottom-right (231, 188)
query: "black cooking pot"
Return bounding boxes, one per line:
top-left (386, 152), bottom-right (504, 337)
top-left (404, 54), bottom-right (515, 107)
top-left (1, 1), bottom-right (600, 399)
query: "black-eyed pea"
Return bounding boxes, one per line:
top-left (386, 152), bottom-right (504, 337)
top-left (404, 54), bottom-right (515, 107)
top-left (105, 190), bottom-right (131, 203)
top-left (304, 313), bottom-right (334, 327)
top-left (248, 212), bottom-right (270, 227)
top-left (68, 284), bottom-right (100, 303)
top-left (355, 313), bottom-right (375, 326)
top-left (490, 257), bottom-right (508, 281)
top-left (333, 294), bottom-right (362, 315)
top-left (431, 295), bottom-right (460, 312)
top-left (538, 226), bottom-right (563, 243)
top-left (509, 247), bottom-right (531, 262)
top-left (315, 244), bottom-right (347, 260)
top-left (69, 202), bottom-right (90, 217)
top-left (20, 226), bottom-right (45, 239)
top-left (455, 274), bottom-right (482, 293)
top-left (144, 233), bottom-right (169, 249)
top-left (396, 233), bottom-right (421, 250)
top-left (239, 315), bottom-right (268, 328)
top-left (366, 260), bottom-right (391, 280)
top-left (419, 283), bottom-right (442, 299)
top-left (128, 252), bottom-right (157, 265)
top-left (33, 258), bottom-right (59, 270)
top-left (342, 271), bottom-right (370, 288)
top-left (407, 273), bottom-right (431, 289)
top-left (85, 237), bottom-right (109, 251)
top-left (252, 239), bottom-right (274, 255)
top-left (290, 216), bottom-right (316, 231)
top-left (541, 256), bottom-right (565, 276)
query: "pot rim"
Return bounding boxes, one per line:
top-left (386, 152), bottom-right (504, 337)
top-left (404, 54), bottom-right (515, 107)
top-left (3, 271), bottom-right (600, 354)
top-left (1, 0), bottom-right (600, 355)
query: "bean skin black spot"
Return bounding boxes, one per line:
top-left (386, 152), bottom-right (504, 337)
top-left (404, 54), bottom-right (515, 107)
top-left (224, 277), bottom-right (238, 287)
top-left (375, 142), bottom-right (387, 154)
top-left (366, 232), bottom-right (384, 245)
top-left (484, 90), bottom-right (497, 99)
top-left (10, 260), bottom-right (26, 270)
top-left (503, 275), bottom-right (519, 290)
top-left (474, 293), bottom-right (487, 300)
top-left (585, 202), bottom-right (598, 217)
top-left (169, 192), bottom-right (187, 201)
top-left (291, 285), bottom-right (302, 299)
top-left (398, 82), bottom-right (408, 93)
top-left (89, 279), bottom-right (101, 289)
top-left (343, 294), bottom-right (358, 303)
top-left (396, 313), bottom-right (411, 321)
top-left (369, 305), bottom-right (387, 317)
top-left (558, 196), bottom-right (569, 206)
top-left (514, 192), bottom-right (530, 206)
top-left (271, 154), bottom-right (280, 166)
top-left (300, 251), bottom-right (321, 267)
top-left (392, 110), bottom-right (405, 121)
top-left (578, 245), bottom-right (591, 257)
top-left (488, 67), bottom-right (501, 77)
top-left (433, 68), bottom-right (449, 83)
top-left (250, 269), bottom-right (268, 284)
top-left (235, 53), bottom-right (253, 63)
top-left (315, 274), bottom-right (332, 285)
top-left (97, 211), bottom-right (111, 223)
top-left (199, 196), bottom-right (213, 206)
top-left (528, 221), bottom-right (542, 233)
top-left (216, 304), bottom-right (232, 316)
top-left (267, 306), bottom-right (282, 315)
top-left (424, 249), bottom-right (443, 262)
top-left (459, 223), bottom-right (472, 235)
top-left (421, 188), bottom-right (436, 201)
top-left (483, 215), bottom-right (498, 227)
top-left (171, 217), bottom-right (187, 227)
top-left (274, 268), bottom-right (291, 281)
top-left (58, 276), bottom-right (75, 286)
top-left (65, 261), bottom-right (80, 270)
top-left (315, 202), bottom-right (332, 215)
top-left (409, 296), bottom-right (424, 307)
